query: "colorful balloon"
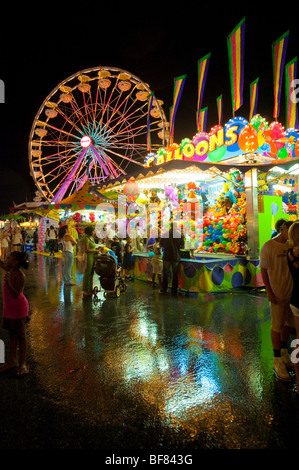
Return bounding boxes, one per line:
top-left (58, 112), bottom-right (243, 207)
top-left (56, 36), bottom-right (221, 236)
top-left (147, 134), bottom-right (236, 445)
top-left (192, 132), bottom-right (210, 161)
top-left (123, 177), bottom-right (140, 202)
top-left (238, 124), bottom-right (258, 153)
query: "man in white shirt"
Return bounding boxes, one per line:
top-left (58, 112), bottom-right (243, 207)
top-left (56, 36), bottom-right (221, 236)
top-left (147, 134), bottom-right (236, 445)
top-left (260, 220), bottom-right (294, 381)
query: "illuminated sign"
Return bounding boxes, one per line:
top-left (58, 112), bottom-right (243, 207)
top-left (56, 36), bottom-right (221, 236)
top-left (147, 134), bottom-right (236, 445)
top-left (144, 115), bottom-right (299, 167)
top-left (80, 135), bottom-right (92, 148)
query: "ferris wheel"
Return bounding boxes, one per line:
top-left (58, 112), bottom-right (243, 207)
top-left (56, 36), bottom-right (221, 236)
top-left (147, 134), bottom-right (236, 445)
top-left (28, 66), bottom-right (169, 202)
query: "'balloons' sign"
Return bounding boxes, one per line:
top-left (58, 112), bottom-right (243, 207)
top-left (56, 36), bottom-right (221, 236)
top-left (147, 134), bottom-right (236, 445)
top-left (144, 115), bottom-right (299, 167)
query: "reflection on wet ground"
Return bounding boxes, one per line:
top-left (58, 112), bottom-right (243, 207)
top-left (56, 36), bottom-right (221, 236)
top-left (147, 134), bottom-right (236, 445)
top-left (1, 253), bottom-right (299, 449)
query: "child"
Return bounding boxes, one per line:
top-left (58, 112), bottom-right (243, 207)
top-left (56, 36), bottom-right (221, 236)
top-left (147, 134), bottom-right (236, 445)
top-left (0, 251), bottom-right (30, 376)
top-left (99, 245), bottom-right (119, 267)
top-left (47, 225), bottom-right (57, 256)
top-left (150, 237), bottom-right (163, 290)
top-left (123, 236), bottom-right (135, 280)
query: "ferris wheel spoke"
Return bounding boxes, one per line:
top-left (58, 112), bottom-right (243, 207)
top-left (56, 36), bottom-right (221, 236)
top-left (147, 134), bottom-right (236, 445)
top-left (105, 84), bottom-right (137, 129)
top-left (96, 147), bottom-right (126, 178)
top-left (67, 99), bottom-right (89, 130)
top-left (109, 106), bottom-right (149, 139)
top-left (107, 101), bottom-right (146, 137)
top-left (98, 80), bottom-right (120, 126)
top-left (88, 145), bottom-right (111, 177)
top-left (92, 85), bottom-right (101, 122)
top-left (82, 91), bottom-right (96, 129)
top-left (104, 147), bottom-right (144, 166)
top-left (52, 148), bottom-right (88, 201)
top-left (40, 157), bottom-right (79, 183)
top-left (95, 88), bottom-right (107, 123)
top-left (112, 123), bottom-right (148, 145)
top-left (51, 106), bottom-right (84, 135)
top-left (36, 148), bottom-right (81, 167)
top-left (35, 120), bottom-right (79, 140)
top-left (63, 91), bottom-right (92, 130)
top-left (34, 140), bottom-right (77, 149)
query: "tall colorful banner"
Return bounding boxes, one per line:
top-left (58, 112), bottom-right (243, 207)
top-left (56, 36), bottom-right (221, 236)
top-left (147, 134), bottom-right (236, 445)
top-left (272, 30), bottom-right (289, 119)
top-left (227, 17), bottom-right (246, 114)
top-left (285, 57), bottom-right (298, 128)
top-left (249, 78), bottom-right (259, 121)
top-left (197, 107), bottom-right (208, 132)
top-left (216, 95), bottom-right (223, 125)
top-left (147, 92), bottom-right (154, 151)
top-left (197, 53), bottom-right (211, 131)
top-left (169, 74), bottom-right (186, 144)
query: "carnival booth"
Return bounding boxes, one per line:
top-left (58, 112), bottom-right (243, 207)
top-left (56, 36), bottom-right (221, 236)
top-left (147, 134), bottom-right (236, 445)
top-left (92, 114), bottom-right (299, 294)
top-left (37, 180), bottom-right (119, 253)
top-left (14, 180), bottom-right (119, 255)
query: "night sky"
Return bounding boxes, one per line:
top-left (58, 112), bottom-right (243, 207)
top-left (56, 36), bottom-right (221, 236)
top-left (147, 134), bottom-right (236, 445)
top-left (0, 3), bottom-right (299, 214)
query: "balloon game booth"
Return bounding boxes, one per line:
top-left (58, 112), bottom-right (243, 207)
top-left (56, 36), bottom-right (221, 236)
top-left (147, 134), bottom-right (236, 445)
top-left (92, 114), bottom-right (299, 294)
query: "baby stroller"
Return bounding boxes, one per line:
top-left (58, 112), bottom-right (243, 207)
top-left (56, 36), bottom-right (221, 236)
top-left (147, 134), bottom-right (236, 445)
top-left (93, 254), bottom-right (126, 302)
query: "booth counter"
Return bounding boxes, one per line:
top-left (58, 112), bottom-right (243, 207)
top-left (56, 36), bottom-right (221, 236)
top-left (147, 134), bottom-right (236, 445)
top-left (133, 252), bottom-right (263, 294)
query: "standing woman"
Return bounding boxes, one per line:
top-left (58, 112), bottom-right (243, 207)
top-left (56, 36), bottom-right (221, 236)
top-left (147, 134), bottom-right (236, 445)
top-left (123, 236), bottom-right (135, 280)
top-left (82, 226), bottom-right (99, 297)
top-left (59, 225), bottom-right (77, 286)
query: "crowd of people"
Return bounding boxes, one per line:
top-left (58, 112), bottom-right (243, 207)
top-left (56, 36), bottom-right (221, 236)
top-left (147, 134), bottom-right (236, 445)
top-left (0, 226), bottom-right (38, 260)
top-left (56, 223), bottom-right (137, 297)
top-left (1, 216), bottom-right (299, 398)
top-left (38, 220), bottom-right (184, 298)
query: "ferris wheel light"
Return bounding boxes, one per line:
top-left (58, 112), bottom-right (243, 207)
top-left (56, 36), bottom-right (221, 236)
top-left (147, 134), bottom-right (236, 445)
top-left (80, 135), bottom-right (92, 148)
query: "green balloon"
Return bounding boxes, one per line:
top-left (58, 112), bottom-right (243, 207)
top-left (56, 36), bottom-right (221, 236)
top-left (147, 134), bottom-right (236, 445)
top-left (208, 145), bottom-right (227, 162)
top-left (277, 147), bottom-right (288, 159)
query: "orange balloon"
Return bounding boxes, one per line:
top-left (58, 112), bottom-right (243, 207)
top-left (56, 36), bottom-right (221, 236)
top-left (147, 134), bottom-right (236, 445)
top-left (238, 124), bottom-right (258, 152)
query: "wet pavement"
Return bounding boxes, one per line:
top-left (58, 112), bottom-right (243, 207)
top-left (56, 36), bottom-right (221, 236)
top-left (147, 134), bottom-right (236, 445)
top-left (1, 253), bottom-right (299, 451)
